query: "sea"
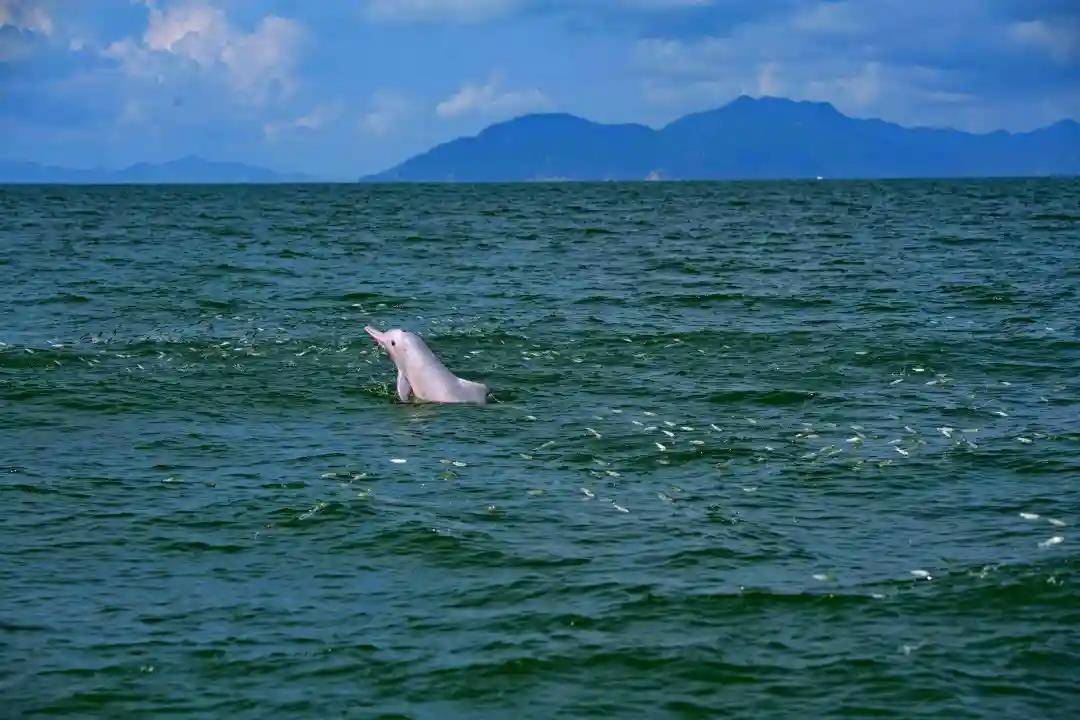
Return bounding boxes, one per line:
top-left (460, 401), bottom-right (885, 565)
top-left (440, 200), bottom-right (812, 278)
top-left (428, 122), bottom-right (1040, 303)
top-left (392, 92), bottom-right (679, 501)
top-left (1, 180), bottom-right (1078, 718)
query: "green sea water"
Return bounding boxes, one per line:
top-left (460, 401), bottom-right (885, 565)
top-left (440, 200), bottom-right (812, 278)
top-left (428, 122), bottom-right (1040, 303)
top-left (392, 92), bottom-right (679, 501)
top-left (1, 180), bottom-right (1078, 718)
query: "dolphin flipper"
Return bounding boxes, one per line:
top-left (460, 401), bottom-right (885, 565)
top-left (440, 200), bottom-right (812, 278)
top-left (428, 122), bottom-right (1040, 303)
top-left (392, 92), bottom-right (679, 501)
top-left (396, 369), bottom-right (413, 403)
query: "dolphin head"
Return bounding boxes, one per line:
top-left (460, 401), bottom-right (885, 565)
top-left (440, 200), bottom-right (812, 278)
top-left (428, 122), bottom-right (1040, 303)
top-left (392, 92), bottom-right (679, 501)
top-left (364, 325), bottom-right (417, 364)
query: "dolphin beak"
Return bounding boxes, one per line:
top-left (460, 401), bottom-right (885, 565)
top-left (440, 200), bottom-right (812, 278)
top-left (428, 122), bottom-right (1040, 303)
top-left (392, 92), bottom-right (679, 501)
top-left (364, 326), bottom-right (387, 348)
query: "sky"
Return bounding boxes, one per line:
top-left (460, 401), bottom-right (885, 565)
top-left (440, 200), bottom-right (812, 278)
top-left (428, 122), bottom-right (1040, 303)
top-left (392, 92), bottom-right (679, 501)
top-left (2, 0), bottom-right (1078, 178)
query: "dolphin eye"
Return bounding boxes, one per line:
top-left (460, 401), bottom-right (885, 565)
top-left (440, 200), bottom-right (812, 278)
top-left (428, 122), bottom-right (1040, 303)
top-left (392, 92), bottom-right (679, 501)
top-left (391, 340), bottom-right (396, 346)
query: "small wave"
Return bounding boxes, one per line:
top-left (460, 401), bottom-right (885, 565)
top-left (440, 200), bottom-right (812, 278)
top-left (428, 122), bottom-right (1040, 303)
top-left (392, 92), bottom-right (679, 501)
top-left (709, 388), bottom-right (818, 406)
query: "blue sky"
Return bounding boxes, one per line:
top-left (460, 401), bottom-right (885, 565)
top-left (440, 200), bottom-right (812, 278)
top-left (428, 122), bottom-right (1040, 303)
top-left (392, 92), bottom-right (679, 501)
top-left (2, 0), bottom-right (1078, 178)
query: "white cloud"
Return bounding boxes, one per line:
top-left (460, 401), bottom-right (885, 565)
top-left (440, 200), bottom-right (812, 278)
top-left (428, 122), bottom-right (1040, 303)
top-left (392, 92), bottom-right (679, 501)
top-left (364, 0), bottom-right (520, 24)
top-left (436, 75), bottom-right (551, 118)
top-left (791, 2), bottom-right (861, 34)
top-left (0, 0), bottom-right (53, 35)
top-left (1010, 19), bottom-right (1078, 64)
top-left (622, 0), bottom-right (712, 8)
top-left (364, 0), bottom-right (712, 23)
top-left (632, 4), bottom-right (1024, 129)
top-left (264, 102), bottom-right (343, 138)
top-left (106, 2), bottom-right (307, 105)
top-left (359, 91), bottom-right (414, 136)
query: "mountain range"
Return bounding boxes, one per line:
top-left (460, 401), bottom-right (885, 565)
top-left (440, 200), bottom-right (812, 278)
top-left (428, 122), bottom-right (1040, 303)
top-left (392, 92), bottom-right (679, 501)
top-left (4, 97), bottom-right (1077, 184)
top-left (365, 96), bottom-right (1080, 182)
top-left (0, 155), bottom-right (309, 184)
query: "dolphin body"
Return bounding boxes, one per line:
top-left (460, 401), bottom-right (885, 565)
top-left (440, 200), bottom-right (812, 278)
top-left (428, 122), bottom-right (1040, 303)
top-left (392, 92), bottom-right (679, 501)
top-left (364, 326), bottom-right (488, 404)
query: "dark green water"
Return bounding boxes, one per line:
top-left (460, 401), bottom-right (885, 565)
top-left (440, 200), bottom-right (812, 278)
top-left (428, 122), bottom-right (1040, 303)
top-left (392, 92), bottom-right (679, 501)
top-left (2, 180), bottom-right (1078, 718)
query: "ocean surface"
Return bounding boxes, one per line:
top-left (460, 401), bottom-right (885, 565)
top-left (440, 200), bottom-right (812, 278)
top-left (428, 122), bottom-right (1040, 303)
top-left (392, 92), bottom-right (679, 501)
top-left (1, 180), bottom-right (1077, 718)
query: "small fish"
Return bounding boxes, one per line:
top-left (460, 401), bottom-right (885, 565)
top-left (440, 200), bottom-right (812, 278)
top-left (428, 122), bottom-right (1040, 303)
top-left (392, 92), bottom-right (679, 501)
top-left (612, 503), bottom-right (629, 513)
top-left (580, 488), bottom-right (595, 499)
top-left (1016, 437), bottom-right (1032, 444)
top-left (910, 569), bottom-right (932, 580)
top-left (679, 426), bottom-right (694, 432)
top-left (709, 424), bottom-right (722, 432)
top-left (938, 427), bottom-right (954, 438)
top-left (390, 458), bottom-right (407, 464)
top-left (585, 427), bottom-right (603, 439)
top-left (1038, 536), bottom-right (1064, 548)
top-left (991, 409), bottom-right (1009, 417)
top-left (1048, 518), bottom-right (1066, 527)
top-left (661, 429), bottom-right (675, 438)
top-left (1019, 512), bottom-right (1040, 520)
top-left (894, 447), bottom-right (910, 457)
top-left (655, 442), bottom-right (667, 451)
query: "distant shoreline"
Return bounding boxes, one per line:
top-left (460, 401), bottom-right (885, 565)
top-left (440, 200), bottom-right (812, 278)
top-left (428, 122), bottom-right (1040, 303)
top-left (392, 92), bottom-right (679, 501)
top-left (2, 174), bottom-right (1076, 187)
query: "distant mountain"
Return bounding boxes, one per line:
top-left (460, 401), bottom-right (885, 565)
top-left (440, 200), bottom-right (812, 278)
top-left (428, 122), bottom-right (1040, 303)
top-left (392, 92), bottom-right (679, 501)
top-left (0, 155), bottom-right (310, 184)
top-left (365, 96), bottom-right (1080, 182)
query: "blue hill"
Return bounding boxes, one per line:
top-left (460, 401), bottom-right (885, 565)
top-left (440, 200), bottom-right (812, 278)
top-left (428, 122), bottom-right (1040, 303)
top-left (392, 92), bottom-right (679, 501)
top-left (0, 155), bottom-right (310, 184)
top-left (365, 96), bottom-right (1080, 182)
